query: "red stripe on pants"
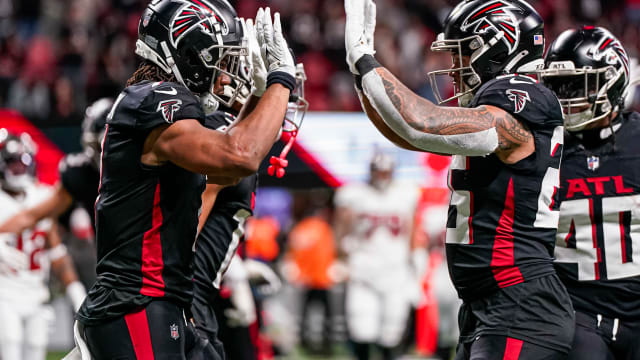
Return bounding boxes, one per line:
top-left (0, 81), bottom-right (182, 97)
top-left (141, 182), bottom-right (165, 297)
top-left (491, 178), bottom-right (524, 287)
top-left (503, 337), bottom-right (523, 360)
top-left (124, 309), bottom-right (155, 360)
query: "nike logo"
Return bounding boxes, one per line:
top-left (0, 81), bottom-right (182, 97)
top-left (154, 87), bottom-right (178, 95)
top-left (509, 77), bottom-right (536, 85)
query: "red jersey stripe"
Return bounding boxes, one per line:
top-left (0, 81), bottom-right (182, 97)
top-left (491, 178), bottom-right (524, 287)
top-left (467, 157), bottom-right (475, 244)
top-left (620, 212), bottom-right (628, 263)
top-left (140, 182), bottom-right (166, 297)
top-left (589, 198), bottom-right (600, 280)
top-left (503, 337), bottom-right (523, 360)
top-left (124, 309), bottom-right (155, 360)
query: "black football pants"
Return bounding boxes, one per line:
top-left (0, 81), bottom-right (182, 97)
top-left (454, 335), bottom-right (568, 360)
top-left (567, 310), bottom-right (640, 360)
top-left (84, 300), bottom-right (186, 360)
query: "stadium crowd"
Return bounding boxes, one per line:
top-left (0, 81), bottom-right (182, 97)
top-left (0, 0), bottom-right (638, 129)
top-left (1, 0), bottom-right (640, 359)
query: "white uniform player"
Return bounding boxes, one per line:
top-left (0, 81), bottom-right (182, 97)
top-left (0, 129), bottom-right (86, 360)
top-left (334, 153), bottom-right (421, 358)
top-left (0, 184), bottom-right (54, 360)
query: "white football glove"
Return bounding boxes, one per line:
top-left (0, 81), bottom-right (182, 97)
top-left (255, 7), bottom-right (296, 78)
top-left (244, 18), bottom-right (268, 97)
top-left (344, 0), bottom-right (377, 74)
top-left (244, 258), bottom-right (281, 296)
top-left (225, 281), bottom-right (257, 327)
top-left (0, 233), bottom-right (28, 272)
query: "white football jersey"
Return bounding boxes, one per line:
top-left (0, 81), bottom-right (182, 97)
top-left (335, 181), bottom-right (420, 290)
top-left (0, 184), bottom-right (53, 305)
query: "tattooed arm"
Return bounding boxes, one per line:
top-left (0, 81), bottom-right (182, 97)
top-left (357, 62), bottom-right (535, 163)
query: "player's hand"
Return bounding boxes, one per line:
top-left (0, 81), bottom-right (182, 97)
top-left (0, 233), bottom-right (28, 272)
top-left (255, 7), bottom-right (296, 78)
top-left (245, 258), bottom-right (281, 296)
top-left (225, 281), bottom-right (257, 327)
top-left (344, 0), bottom-right (376, 74)
top-left (244, 18), bottom-right (268, 97)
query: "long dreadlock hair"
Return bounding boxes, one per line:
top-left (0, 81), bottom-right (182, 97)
top-left (126, 60), bottom-right (178, 86)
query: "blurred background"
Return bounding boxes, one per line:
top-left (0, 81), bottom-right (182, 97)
top-left (0, 0), bottom-right (638, 359)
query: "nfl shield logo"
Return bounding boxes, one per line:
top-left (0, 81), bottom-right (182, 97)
top-left (587, 156), bottom-right (600, 171)
top-left (170, 324), bottom-right (179, 340)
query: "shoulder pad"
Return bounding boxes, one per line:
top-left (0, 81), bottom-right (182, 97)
top-left (203, 111), bottom-right (236, 132)
top-left (108, 81), bottom-right (205, 131)
top-left (471, 75), bottom-right (563, 129)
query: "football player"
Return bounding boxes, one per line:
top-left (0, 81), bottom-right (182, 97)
top-left (540, 27), bottom-right (640, 360)
top-left (334, 152), bottom-right (423, 360)
top-left (188, 51), bottom-right (308, 359)
top-left (73, 0), bottom-right (297, 358)
top-left (0, 98), bottom-right (111, 236)
top-left (0, 129), bottom-right (86, 360)
top-left (344, 0), bottom-right (573, 358)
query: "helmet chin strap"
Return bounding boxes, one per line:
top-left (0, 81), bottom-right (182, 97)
top-left (565, 109), bottom-right (595, 132)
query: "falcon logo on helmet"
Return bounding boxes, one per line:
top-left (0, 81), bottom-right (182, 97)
top-left (461, 0), bottom-right (521, 54)
top-left (590, 36), bottom-right (630, 79)
top-left (169, 0), bottom-right (227, 48)
top-left (157, 99), bottom-right (183, 123)
top-left (506, 89), bottom-right (530, 113)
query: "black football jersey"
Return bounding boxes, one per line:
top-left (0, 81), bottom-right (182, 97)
top-left (77, 81), bottom-right (206, 325)
top-left (58, 152), bottom-right (100, 229)
top-left (192, 111), bottom-right (257, 303)
top-left (446, 75), bottom-right (565, 301)
top-left (554, 112), bottom-right (640, 319)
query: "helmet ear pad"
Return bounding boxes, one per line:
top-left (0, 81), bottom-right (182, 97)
top-left (173, 32), bottom-right (221, 94)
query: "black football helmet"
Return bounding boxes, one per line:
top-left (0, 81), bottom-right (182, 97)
top-left (135, 0), bottom-right (247, 108)
top-left (539, 26), bottom-right (630, 131)
top-left (428, 0), bottom-right (545, 106)
top-left (0, 128), bottom-right (37, 192)
top-left (81, 98), bottom-right (113, 167)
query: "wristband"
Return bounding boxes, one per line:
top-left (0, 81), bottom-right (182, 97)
top-left (267, 72), bottom-right (295, 92)
top-left (355, 54), bottom-right (381, 77)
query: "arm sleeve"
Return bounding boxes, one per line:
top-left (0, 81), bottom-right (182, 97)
top-left (357, 56), bottom-right (498, 156)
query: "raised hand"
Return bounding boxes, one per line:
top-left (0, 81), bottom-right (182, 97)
top-left (255, 7), bottom-right (296, 78)
top-left (244, 18), bottom-right (268, 96)
top-left (344, 0), bottom-right (376, 74)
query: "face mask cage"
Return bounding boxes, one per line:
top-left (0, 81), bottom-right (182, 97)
top-left (428, 34), bottom-right (484, 106)
top-left (200, 42), bottom-right (249, 108)
top-left (283, 64), bottom-right (308, 133)
top-left (539, 65), bottom-right (618, 131)
top-left (219, 55), bottom-right (252, 109)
